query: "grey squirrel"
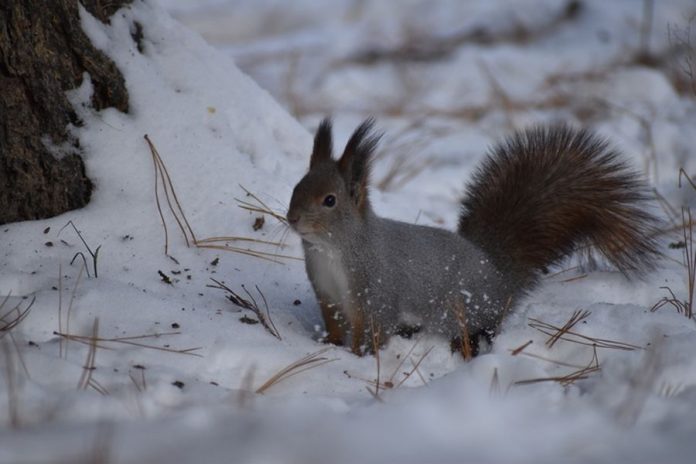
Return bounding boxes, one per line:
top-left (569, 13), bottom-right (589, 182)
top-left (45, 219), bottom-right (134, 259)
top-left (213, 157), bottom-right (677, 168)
top-left (287, 118), bottom-right (660, 356)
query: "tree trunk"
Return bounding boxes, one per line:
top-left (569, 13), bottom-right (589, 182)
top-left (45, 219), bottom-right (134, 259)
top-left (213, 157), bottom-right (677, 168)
top-left (0, 0), bottom-right (131, 225)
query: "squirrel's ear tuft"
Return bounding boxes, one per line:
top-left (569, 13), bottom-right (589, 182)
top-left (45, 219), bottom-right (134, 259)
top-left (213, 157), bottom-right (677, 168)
top-left (310, 118), bottom-right (333, 168)
top-left (338, 117), bottom-right (381, 214)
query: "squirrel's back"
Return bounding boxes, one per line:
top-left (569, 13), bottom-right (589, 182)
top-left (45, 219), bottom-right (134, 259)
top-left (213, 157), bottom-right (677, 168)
top-left (458, 125), bottom-right (660, 289)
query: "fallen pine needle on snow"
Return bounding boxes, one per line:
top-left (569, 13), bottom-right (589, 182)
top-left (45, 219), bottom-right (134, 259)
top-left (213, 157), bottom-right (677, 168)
top-left (207, 278), bottom-right (281, 340)
top-left (144, 134), bottom-right (301, 263)
top-left (255, 347), bottom-right (337, 394)
top-left (54, 329), bottom-right (202, 357)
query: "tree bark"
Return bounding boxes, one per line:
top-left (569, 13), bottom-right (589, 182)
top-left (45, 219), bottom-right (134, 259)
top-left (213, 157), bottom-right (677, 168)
top-left (0, 0), bottom-right (131, 225)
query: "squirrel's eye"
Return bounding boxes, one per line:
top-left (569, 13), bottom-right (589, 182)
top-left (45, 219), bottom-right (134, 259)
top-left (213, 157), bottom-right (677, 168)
top-left (323, 194), bottom-right (336, 208)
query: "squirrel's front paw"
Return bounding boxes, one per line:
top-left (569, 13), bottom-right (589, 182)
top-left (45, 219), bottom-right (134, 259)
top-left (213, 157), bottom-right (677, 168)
top-left (320, 333), bottom-right (344, 346)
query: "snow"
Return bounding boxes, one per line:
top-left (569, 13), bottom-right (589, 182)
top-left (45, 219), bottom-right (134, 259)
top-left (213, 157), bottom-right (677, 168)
top-left (2, 0), bottom-right (696, 463)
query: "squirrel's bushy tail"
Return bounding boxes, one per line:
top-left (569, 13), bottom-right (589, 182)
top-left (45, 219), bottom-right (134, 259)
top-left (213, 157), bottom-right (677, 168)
top-left (458, 125), bottom-right (660, 286)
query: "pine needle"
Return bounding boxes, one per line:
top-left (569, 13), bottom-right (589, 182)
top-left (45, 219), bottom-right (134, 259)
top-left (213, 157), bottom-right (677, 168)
top-left (55, 329), bottom-right (202, 357)
top-left (528, 316), bottom-right (641, 351)
top-left (255, 347), bottom-right (336, 394)
top-left (144, 135), bottom-right (300, 263)
top-left (208, 278), bottom-right (282, 340)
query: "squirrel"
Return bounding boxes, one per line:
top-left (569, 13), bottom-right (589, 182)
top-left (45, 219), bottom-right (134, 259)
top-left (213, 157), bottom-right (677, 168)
top-left (287, 118), bottom-right (660, 356)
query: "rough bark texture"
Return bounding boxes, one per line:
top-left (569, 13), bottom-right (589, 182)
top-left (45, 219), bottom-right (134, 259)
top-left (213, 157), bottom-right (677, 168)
top-left (0, 0), bottom-right (132, 225)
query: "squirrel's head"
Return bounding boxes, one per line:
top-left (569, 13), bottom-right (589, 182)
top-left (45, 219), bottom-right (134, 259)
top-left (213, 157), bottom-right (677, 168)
top-left (287, 118), bottom-right (381, 244)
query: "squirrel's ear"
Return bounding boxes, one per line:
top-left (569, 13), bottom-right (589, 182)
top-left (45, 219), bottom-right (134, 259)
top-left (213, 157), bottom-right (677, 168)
top-left (310, 118), bottom-right (333, 169)
top-left (338, 117), bottom-right (381, 214)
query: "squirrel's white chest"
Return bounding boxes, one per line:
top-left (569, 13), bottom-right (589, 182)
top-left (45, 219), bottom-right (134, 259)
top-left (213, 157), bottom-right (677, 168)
top-left (305, 245), bottom-right (351, 309)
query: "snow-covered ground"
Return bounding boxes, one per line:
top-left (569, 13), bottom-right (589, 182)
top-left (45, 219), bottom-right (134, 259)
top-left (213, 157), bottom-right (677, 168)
top-left (1, 1), bottom-right (696, 462)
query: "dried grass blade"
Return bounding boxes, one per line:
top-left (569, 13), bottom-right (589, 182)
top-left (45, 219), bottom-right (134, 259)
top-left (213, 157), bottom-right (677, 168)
top-left (255, 347), bottom-right (335, 394)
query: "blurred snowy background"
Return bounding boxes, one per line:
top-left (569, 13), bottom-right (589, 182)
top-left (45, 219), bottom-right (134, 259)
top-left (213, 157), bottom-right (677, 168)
top-left (162, 0), bottom-right (696, 226)
top-left (164, 1), bottom-right (696, 180)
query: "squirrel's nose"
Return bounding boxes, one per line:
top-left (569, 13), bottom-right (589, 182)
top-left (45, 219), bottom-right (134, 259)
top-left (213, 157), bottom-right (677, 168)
top-left (286, 213), bottom-right (299, 225)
